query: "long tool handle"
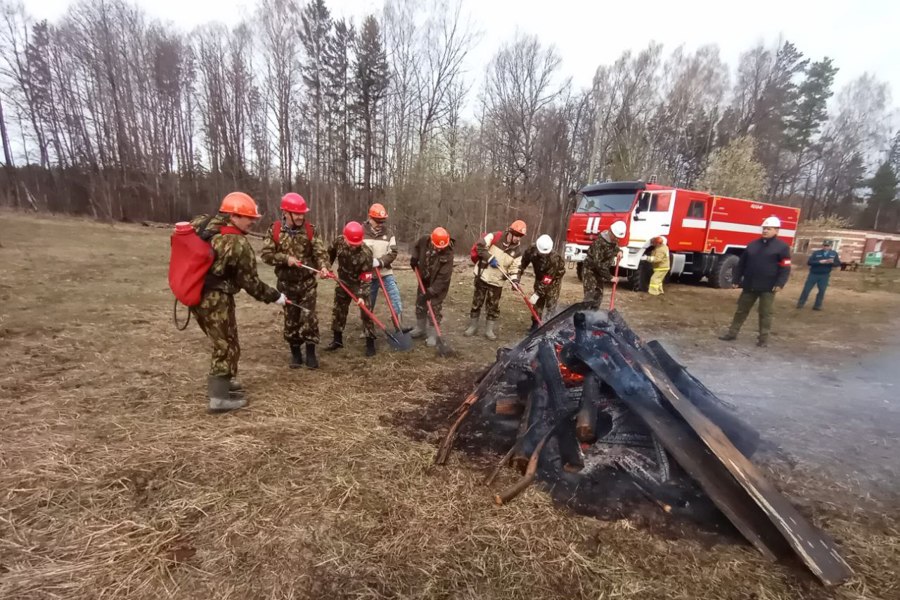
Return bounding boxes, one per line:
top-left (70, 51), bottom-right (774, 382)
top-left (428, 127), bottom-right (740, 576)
top-left (413, 267), bottom-right (442, 337)
top-left (299, 263), bottom-right (390, 332)
top-left (374, 267), bottom-right (403, 330)
top-left (609, 253), bottom-right (621, 311)
top-left (496, 264), bottom-right (542, 325)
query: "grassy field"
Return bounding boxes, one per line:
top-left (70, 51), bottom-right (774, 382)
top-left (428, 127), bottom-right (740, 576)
top-left (1, 211), bottom-right (898, 599)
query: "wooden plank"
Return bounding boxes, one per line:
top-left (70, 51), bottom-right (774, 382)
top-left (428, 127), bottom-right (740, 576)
top-left (574, 339), bottom-right (789, 561)
top-left (632, 356), bottom-right (853, 586)
top-left (434, 302), bottom-right (594, 464)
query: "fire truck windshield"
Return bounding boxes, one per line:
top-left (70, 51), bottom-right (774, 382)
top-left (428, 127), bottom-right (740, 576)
top-left (576, 191), bottom-right (636, 213)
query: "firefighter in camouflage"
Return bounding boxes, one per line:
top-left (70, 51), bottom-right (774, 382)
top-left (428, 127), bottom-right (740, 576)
top-left (261, 192), bottom-right (331, 370)
top-left (582, 220), bottom-right (626, 307)
top-left (190, 192), bottom-right (286, 413)
top-left (324, 221), bottom-right (377, 357)
top-left (409, 227), bottom-right (454, 346)
top-left (521, 234), bottom-right (566, 331)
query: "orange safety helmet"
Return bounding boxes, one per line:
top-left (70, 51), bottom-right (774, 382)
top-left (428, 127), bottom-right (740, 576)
top-left (219, 192), bottom-right (261, 218)
top-left (509, 219), bottom-right (527, 236)
top-left (343, 221), bottom-right (365, 246)
top-left (368, 203), bottom-right (388, 220)
top-left (431, 227), bottom-right (450, 249)
top-left (280, 192), bottom-right (309, 214)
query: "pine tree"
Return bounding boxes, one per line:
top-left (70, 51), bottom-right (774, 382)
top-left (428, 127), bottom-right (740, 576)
top-left (300, 0), bottom-right (332, 188)
top-left (861, 161), bottom-right (898, 231)
top-left (353, 15), bottom-right (389, 192)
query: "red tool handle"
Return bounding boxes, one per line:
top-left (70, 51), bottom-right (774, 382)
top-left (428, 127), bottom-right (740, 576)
top-left (334, 276), bottom-right (389, 331)
top-left (299, 263), bottom-right (389, 330)
top-left (609, 252), bottom-right (621, 311)
top-left (497, 265), bottom-right (542, 325)
top-left (374, 267), bottom-right (403, 330)
top-left (413, 267), bottom-right (443, 337)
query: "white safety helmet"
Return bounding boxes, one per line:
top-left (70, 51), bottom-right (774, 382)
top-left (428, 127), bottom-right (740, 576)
top-left (610, 220), bottom-right (627, 238)
top-left (535, 234), bottom-right (553, 255)
top-left (761, 216), bottom-right (781, 228)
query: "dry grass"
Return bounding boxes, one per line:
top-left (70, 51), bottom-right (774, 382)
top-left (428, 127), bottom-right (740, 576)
top-left (0, 210), bottom-right (897, 599)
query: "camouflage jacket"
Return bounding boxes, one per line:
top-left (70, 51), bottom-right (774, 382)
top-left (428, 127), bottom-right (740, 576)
top-left (584, 230), bottom-right (621, 283)
top-left (362, 220), bottom-right (398, 277)
top-left (259, 219), bottom-right (329, 283)
top-left (411, 234), bottom-right (454, 299)
top-left (328, 236), bottom-right (374, 289)
top-left (190, 213), bottom-right (280, 302)
top-left (521, 246), bottom-right (566, 294)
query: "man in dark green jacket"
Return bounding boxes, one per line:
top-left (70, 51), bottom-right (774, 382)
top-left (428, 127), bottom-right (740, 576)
top-left (719, 216), bottom-right (792, 347)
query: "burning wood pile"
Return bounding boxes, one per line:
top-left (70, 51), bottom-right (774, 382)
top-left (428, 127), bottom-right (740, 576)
top-left (435, 302), bottom-right (852, 587)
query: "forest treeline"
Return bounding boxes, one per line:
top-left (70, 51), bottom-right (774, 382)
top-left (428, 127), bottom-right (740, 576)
top-left (1, 0), bottom-right (898, 245)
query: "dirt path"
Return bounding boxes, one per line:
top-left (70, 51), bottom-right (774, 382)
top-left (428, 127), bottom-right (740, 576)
top-left (655, 333), bottom-right (900, 498)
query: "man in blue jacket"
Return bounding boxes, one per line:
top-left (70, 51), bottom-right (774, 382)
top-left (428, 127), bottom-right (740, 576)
top-left (719, 216), bottom-right (792, 347)
top-left (796, 240), bottom-right (840, 311)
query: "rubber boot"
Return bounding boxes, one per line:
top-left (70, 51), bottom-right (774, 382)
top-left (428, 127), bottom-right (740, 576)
top-left (409, 316), bottom-right (427, 339)
top-left (463, 317), bottom-right (479, 337)
top-left (324, 331), bottom-right (343, 352)
top-left (228, 378), bottom-right (245, 400)
top-left (718, 332), bottom-right (737, 341)
top-left (757, 336), bottom-right (769, 348)
top-left (426, 324), bottom-right (437, 347)
top-left (305, 343), bottom-right (319, 369)
top-left (365, 337), bottom-right (376, 357)
top-left (208, 375), bottom-right (246, 413)
top-left (484, 320), bottom-right (497, 341)
top-left (289, 343), bottom-right (303, 369)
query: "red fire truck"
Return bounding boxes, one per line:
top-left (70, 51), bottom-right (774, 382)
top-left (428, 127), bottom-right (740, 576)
top-left (564, 180), bottom-right (800, 288)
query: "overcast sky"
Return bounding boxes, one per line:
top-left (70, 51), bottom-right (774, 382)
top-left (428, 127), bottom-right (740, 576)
top-left (25, 0), bottom-right (900, 109)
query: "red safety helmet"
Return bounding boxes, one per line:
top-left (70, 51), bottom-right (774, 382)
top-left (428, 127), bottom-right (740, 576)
top-left (280, 192), bottom-right (309, 214)
top-left (431, 227), bottom-right (450, 249)
top-left (368, 203), bottom-right (387, 220)
top-left (219, 192), bottom-right (261, 219)
top-left (343, 221), bottom-right (365, 246)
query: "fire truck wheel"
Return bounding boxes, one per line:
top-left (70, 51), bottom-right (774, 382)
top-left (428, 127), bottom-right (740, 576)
top-left (710, 254), bottom-right (740, 288)
top-left (628, 262), bottom-right (651, 291)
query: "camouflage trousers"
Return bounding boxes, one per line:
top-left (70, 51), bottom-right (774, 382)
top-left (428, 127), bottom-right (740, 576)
top-left (278, 277), bottom-right (320, 345)
top-left (331, 282), bottom-right (375, 338)
top-left (415, 289), bottom-right (445, 324)
top-left (470, 278), bottom-right (503, 321)
top-left (534, 283), bottom-right (561, 320)
top-left (581, 266), bottom-right (608, 307)
top-left (191, 291), bottom-right (239, 378)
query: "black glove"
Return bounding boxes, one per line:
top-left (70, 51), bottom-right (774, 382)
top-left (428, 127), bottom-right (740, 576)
top-left (422, 288), bottom-right (433, 300)
top-left (410, 256), bottom-right (419, 268)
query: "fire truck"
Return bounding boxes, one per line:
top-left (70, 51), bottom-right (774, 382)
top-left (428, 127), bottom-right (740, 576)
top-left (564, 180), bottom-right (800, 288)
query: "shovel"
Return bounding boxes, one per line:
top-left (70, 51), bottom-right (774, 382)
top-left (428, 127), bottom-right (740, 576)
top-left (374, 267), bottom-right (413, 340)
top-left (299, 264), bottom-right (412, 351)
top-left (609, 252), bottom-right (622, 311)
top-left (413, 267), bottom-right (454, 357)
top-left (495, 263), bottom-right (543, 326)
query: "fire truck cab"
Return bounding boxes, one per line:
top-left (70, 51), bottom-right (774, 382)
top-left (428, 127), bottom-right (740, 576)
top-left (564, 180), bottom-right (800, 289)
